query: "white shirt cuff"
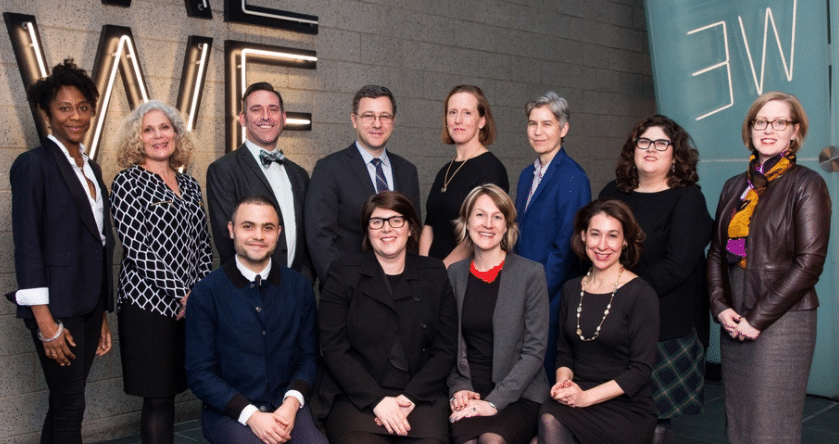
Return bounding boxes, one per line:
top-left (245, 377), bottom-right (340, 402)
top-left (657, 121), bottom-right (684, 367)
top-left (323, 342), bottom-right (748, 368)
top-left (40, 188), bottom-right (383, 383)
top-left (284, 390), bottom-right (305, 408)
top-left (238, 404), bottom-right (258, 425)
top-left (16, 287), bottom-right (49, 306)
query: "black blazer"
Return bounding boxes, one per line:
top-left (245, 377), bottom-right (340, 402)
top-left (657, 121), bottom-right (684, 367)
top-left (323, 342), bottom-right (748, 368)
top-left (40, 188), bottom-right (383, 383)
top-left (313, 251), bottom-right (457, 416)
top-left (305, 144), bottom-right (421, 282)
top-left (8, 139), bottom-right (114, 319)
top-left (206, 144), bottom-right (312, 280)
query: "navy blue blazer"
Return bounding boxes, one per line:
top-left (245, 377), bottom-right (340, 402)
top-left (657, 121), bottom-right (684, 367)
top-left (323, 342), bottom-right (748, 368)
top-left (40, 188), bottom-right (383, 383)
top-left (514, 148), bottom-right (590, 301)
top-left (206, 144), bottom-right (313, 280)
top-left (305, 144), bottom-right (421, 282)
top-left (8, 139), bottom-right (114, 319)
top-left (185, 260), bottom-right (319, 420)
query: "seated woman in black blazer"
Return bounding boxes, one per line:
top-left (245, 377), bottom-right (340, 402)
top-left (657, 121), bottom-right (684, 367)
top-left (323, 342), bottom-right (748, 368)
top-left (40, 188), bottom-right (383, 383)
top-left (313, 191), bottom-right (458, 444)
top-left (9, 59), bottom-right (114, 443)
top-left (446, 184), bottom-right (550, 444)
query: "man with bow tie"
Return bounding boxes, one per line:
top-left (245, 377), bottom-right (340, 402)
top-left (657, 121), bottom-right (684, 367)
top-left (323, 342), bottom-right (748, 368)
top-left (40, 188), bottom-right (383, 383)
top-left (207, 82), bottom-right (313, 280)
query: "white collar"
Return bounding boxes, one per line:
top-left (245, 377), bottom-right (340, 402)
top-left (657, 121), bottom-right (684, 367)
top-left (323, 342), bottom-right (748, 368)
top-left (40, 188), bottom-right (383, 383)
top-left (235, 255), bottom-right (272, 282)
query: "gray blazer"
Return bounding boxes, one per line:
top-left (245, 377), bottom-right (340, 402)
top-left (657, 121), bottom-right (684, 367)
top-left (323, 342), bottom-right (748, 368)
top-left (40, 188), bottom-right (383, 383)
top-left (447, 253), bottom-right (550, 411)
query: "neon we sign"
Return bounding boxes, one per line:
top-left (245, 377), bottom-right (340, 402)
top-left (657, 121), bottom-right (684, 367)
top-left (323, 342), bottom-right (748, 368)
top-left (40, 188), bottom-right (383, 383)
top-left (4, 1), bottom-right (318, 158)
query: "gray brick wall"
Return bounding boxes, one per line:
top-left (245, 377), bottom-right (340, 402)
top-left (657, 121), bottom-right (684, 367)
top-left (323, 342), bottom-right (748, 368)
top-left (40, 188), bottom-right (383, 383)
top-left (0, 0), bottom-right (654, 441)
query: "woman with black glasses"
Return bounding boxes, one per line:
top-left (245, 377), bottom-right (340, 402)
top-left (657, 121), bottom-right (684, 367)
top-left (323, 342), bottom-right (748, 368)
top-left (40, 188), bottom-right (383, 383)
top-left (600, 115), bottom-right (712, 443)
top-left (313, 191), bottom-right (457, 444)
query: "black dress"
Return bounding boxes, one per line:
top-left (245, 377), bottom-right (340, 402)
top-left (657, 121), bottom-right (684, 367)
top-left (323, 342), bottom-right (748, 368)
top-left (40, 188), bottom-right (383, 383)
top-left (540, 277), bottom-right (659, 444)
top-left (111, 166), bottom-right (213, 397)
top-left (425, 152), bottom-right (508, 259)
top-left (599, 182), bottom-right (712, 417)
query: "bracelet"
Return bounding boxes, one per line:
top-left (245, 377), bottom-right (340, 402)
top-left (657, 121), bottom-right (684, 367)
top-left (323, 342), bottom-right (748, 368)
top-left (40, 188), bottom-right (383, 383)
top-left (487, 401), bottom-right (497, 411)
top-left (38, 320), bottom-right (63, 342)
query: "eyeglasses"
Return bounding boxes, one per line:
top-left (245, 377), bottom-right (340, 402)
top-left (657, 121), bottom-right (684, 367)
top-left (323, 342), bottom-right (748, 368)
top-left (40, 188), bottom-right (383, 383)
top-left (356, 113), bottom-right (394, 125)
top-left (635, 137), bottom-right (672, 151)
top-left (752, 119), bottom-right (793, 131)
top-left (368, 215), bottom-right (405, 229)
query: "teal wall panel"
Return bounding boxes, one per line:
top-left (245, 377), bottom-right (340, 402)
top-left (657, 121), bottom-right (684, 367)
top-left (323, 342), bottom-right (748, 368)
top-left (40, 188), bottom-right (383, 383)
top-left (644, 0), bottom-right (838, 397)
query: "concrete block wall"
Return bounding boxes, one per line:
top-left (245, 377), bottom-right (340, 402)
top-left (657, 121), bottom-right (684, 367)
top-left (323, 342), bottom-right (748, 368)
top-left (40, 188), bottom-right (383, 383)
top-left (0, 0), bottom-right (654, 441)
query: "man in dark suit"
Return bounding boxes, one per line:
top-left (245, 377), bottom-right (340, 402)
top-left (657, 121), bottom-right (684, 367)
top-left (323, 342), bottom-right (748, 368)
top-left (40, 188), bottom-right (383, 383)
top-left (305, 85), bottom-right (421, 282)
top-left (207, 82), bottom-right (312, 280)
top-left (185, 196), bottom-right (327, 444)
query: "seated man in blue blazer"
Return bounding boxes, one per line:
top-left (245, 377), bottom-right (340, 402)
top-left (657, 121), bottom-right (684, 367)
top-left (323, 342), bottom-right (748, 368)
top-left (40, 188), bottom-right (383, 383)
top-left (185, 195), bottom-right (327, 444)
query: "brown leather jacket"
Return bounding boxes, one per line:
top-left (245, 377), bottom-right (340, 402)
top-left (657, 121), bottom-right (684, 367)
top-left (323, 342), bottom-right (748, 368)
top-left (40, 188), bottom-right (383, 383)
top-left (707, 165), bottom-right (831, 331)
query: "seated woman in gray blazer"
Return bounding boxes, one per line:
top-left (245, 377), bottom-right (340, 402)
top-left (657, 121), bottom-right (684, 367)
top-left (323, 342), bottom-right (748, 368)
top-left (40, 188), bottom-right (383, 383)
top-left (447, 184), bottom-right (550, 444)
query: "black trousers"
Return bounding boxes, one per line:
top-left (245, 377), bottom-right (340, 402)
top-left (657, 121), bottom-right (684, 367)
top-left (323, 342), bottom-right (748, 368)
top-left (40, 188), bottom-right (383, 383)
top-left (25, 306), bottom-right (104, 444)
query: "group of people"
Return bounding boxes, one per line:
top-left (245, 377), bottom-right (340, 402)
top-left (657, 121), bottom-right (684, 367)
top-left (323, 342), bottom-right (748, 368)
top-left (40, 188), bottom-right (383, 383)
top-left (8, 58), bottom-right (829, 444)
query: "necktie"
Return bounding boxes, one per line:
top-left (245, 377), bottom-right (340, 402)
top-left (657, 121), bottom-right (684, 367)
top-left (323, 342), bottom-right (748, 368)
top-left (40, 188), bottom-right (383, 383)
top-left (259, 149), bottom-right (284, 168)
top-left (371, 158), bottom-right (389, 193)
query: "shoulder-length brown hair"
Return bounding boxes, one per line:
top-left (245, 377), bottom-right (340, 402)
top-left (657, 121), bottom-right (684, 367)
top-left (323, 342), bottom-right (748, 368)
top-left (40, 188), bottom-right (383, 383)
top-left (361, 191), bottom-right (421, 253)
top-left (454, 184), bottom-right (519, 252)
top-left (571, 199), bottom-right (645, 269)
top-left (441, 85), bottom-right (497, 146)
top-left (741, 91), bottom-right (809, 155)
top-left (114, 100), bottom-right (195, 170)
top-left (614, 114), bottom-right (699, 193)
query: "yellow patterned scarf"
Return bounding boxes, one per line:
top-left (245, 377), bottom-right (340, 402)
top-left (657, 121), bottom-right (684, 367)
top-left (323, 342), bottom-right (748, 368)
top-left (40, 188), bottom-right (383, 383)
top-left (726, 151), bottom-right (795, 268)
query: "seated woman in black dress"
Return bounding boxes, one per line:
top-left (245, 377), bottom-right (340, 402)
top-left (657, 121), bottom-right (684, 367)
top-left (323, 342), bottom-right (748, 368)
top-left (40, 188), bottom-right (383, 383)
top-left (313, 191), bottom-right (458, 444)
top-left (447, 184), bottom-right (550, 444)
top-left (537, 199), bottom-right (659, 444)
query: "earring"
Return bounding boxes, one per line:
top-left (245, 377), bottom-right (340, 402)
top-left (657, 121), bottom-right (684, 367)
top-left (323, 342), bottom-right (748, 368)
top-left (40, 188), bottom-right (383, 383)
top-left (671, 163), bottom-right (675, 172)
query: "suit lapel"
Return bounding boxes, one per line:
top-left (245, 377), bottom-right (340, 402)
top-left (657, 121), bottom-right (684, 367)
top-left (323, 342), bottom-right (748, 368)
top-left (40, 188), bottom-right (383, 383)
top-left (359, 252), bottom-right (397, 311)
top-left (236, 145), bottom-right (280, 208)
top-left (526, 152), bottom-right (562, 215)
top-left (345, 145), bottom-right (377, 195)
top-left (236, 145), bottom-right (289, 249)
top-left (44, 140), bottom-right (102, 241)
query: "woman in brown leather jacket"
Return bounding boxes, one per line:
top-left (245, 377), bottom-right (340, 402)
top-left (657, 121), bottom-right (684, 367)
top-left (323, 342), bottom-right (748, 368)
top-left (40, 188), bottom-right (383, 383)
top-left (707, 91), bottom-right (831, 444)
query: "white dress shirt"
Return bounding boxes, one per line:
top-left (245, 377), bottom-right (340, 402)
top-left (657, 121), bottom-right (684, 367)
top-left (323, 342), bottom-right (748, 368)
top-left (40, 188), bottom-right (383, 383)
top-left (244, 140), bottom-right (297, 266)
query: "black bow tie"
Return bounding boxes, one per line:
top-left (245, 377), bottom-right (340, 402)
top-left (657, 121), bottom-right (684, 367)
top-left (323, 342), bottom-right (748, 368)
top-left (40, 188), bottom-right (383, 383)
top-left (259, 149), bottom-right (285, 168)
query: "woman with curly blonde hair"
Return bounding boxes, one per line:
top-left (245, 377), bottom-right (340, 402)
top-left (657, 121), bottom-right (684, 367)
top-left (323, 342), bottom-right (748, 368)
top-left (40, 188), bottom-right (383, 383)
top-left (110, 100), bottom-right (212, 444)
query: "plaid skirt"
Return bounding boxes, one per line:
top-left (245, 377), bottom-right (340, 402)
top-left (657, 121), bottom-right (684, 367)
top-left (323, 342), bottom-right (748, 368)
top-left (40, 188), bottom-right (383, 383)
top-left (651, 329), bottom-right (705, 418)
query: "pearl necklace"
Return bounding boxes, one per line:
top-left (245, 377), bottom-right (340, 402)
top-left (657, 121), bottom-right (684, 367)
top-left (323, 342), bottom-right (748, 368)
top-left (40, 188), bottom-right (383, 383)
top-left (576, 267), bottom-right (623, 342)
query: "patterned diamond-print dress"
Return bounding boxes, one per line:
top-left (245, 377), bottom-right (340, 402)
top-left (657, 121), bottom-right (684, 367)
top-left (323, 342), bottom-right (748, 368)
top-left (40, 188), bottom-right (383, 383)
top-left (111, 165), bottom-right (213, 317)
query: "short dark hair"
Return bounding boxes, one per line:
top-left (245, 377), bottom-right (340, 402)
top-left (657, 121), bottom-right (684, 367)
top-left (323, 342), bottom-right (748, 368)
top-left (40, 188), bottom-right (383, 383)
top-left (352, 85), bottom-right (396, 116)
top-left (614, 114), bottom-right (700, 193)
top-left (571, 199), bottom-right (645, 269)
top-left (441, 85), bottom-right (496, 146)
top-left (241, 82), bottom-right (284, 113)
top-left (360, 191), bottom-right (420, 252)
top-left (26, 59), bottom-right (99, 119)
top-left (230, 195), bottom-right (280, 225)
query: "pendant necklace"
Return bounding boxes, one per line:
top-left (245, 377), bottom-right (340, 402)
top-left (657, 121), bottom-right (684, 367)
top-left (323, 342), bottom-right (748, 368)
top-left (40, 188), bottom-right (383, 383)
top-left (576, 266), bottom-right (623, 341)
top-left (441, 146), bottom-right (482, 192)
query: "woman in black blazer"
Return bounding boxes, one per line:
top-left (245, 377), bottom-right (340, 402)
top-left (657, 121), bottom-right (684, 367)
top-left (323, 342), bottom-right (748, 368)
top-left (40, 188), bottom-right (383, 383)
top-left (446, 184), bottom-right (550, 444)
top-left (9, 59), bottom-right (114, 443)
top-left (313, 191), bottom-right (458, 444)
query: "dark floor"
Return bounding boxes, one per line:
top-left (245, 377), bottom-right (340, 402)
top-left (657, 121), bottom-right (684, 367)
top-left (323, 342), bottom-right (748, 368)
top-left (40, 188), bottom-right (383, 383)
top-left (93, 381), bottom-right (839, 444)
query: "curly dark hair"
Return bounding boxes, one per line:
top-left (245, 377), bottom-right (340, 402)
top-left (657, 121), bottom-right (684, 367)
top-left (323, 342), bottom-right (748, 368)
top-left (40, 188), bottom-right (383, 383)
top-left (571, 199), bottom-right (645, 269)
top-left (26, 59), bottom-right (99, 118)
top-left (614, 114), bottom-right (699, 193)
